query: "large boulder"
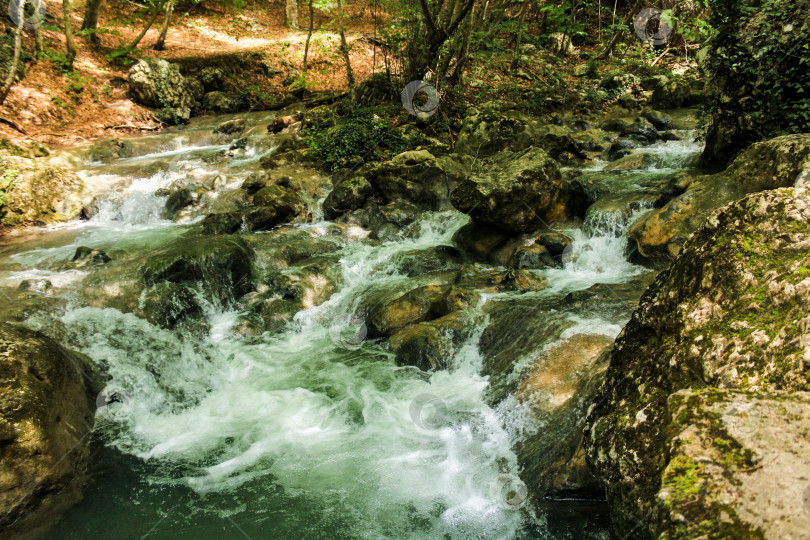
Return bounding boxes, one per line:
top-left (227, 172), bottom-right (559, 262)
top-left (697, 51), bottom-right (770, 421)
top-left (585, 187), bottom-right (810, 538)
top-left (141, 235), bottom-right (255, 304)
top-left (0, 156), bottom-right (90, 228)
top-left (0, 325), bottom-right (96, 536)
top-left (649, 75), bottom-right (704, 110)
top-left (363, 150), bottom-right (464, 211)
top-left (629, 134), bottom-right (810, 263)
top-left (451, 147), bottom-right (587, 234)
top-left (456, 106), bottom-right (538, 157)
top-left (322, 176), bottom-right (374, 220)
top-left (128, 59), bottom-right (196, 119)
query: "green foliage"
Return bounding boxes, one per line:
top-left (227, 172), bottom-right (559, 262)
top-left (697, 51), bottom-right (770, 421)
top-left (703, 0), bottom-right (810, 146)
top-left (303, 104), bottom-right (412, 171)
top-left (0, 167), bottom-right (20, 208)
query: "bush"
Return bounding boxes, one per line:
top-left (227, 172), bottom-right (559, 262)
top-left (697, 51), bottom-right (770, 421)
top-left (701, 0), bottom-right (810, 169)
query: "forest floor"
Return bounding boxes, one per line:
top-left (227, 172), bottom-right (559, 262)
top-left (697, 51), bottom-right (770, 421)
top-left (0, 0), bottom-right (693, 150)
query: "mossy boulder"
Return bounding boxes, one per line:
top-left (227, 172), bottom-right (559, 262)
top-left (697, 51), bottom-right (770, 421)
top-left (322, 176), bottom-right (374, 220)
top-left (0, 325), bottom-right (96, 536)
top-left (0, 156), bottom-right (90, 228)
top-left (585, 187), bottom-right (810, 538)
top-left (451, 147), bottom-right (587, 234)
top-left (456, 106), bottom-right (539, 157)
top-left (141, 235), bottom-right (254, 304)
top-left (628, 134), bottom-right (810, 263)
top-left (88, 139), bottom-right (133, 163)
top-left (128, 59), bottom-right (196, 120)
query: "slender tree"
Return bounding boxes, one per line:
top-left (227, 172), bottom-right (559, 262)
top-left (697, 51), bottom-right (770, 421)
top-left (127, 0), bottom-right (166, 51)
top-left (286, 0), bottom-right (299, 29)
top-left (0, 0), bottom-right (25, 104)
top-left (152, 0), bottom-right (174, 50)
top-left (303, 0), bottom-right (315, 72)
top-left (336, 0), bottom-right (354, 88)
top-left (64, 0), bottom-right (78, 68)
top-left (81, 0), bottom-right (103, 44)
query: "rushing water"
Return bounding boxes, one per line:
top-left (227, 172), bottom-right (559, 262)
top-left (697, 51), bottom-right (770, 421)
top-left (0, 109), bottom-right (703, 539)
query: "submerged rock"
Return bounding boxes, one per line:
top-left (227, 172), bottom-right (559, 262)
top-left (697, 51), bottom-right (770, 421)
top-left (0, 325), bottom-right (96, 536)
top-left (585, 187), bottom-right (810, 538)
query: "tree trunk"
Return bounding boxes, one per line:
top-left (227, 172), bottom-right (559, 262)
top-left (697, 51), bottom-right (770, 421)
top-left (81, 0), bottom-right (103, 44)
top-left (450, 0), bottom-right (480, 86)
top-left (336, 0), bottom-right (354, 89)
top-left (152, 0), bottom-right (174, 50)
top-left (34, 26), bottom-right (43, 57)
top-left (64, 0), bottom-right (77, 68)
top-left (511, 0), bottom-right (530, 69)
top-left (127, 2), bottom-right (164, 51)
top-left (285, 0), bottom-right (298, 29)
top-left (600, 0), bottom-right (644, 58)
top-left (0, 1), bottom-right (25, 104)
top-left (302, 0), bottom-right (314, 72)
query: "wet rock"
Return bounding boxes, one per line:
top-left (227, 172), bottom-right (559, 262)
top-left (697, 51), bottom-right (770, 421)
top-left (322, 176), bottom-right (374, 220)
top-left (605, 138), bottom-right (640, 161)
top-left (268, 115), bottom-right (300, 134)
top-left (570, 129), bottom-right (611, 153)
top-left (535, 231), bottom-right (572, 257)
top-left (128, 59), bottom-right (195, 114)
top-left (365, 150), bottom-right (463, 211)
top-left (244, 228), bottom-right (340, 270)
top-left (620, 118), bottom-right (658, 144)
top-left (214, 118), bottom-right (246, 136)
top-left (200, 212), bottom-right (244, 235)
top-left (377, 200), bottom-right (420, 228)
top-left (585, 187), bottom-right (810, 538)
top-left (0, 156), bottom-right (90, 228)
top-left (516, 334), bottom-right (614, 498)
top-left (629, 134), bottom-right (810, 262)
top-left (369, 222), bottom-right (399, 242)
top-left (0, 325), bottom-right (95, 536)
top-left (244, 206), bottom-right (279, 232)
top-left (253, 184), bottom-right (305, 224)
top-left (71, 246), bottom-right (111, 266)
top-left (456, 106), bottom-right (538, 157)
top-left (600, 118), bottom-right (633, 132)
top-left (389, 245), bottom-right (466, 277)
top-left (510, 244), bottom-right (556, 269)
top-left (137, 282), bottom-right (202, 329)
top-left (88, 139), bottom-right (133, 163)
top-left (17, 279), bottom-right (52, 293)
top-left (504, 269), bottom-right (548, 292)
top-left (202, 91), bottom-right (242, 114)
top-left (240, 172), bottom-right (269, 195)
top-left (141, 235), bottom-right (254, 303)
top-left (368, 284), bottom-right (452, 337)
top-left (451, 147), bottom-right (586, 234)
top-left (453, 222), bottom-right (524, 267)
top-left (603, 152), bottom-right (664, 171)
top-left (389, 323), bottom-right (452, 371)
top-left (534, 124), bottom-right (585, 162)
top-left (642, 110), bottom-right (673, 131)
top-left (198, 67), bottom-right (225, 92)
top-left (160, 186), bottom-right (196, 220)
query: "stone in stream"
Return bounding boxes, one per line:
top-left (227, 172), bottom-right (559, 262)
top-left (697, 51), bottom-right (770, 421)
top-left (240, 171), bottom-right (270, 195)
top-left (451, 147), bottom-right (588, 234)
top-left (642, 110), bottom-right (673, 131)
top-left (455, 105), bottom-right (538, 157)
top-left (585, 187), bottom-right (810, 538)
top-left (202, 91), bottom-right (242, 114)
top-left (0, 325), bottom-right (96, 536)
top-left (603, 152), bottom-right (664, 171)
top-left (138, 282), bottom-right (203, 329)
top-left (510, 244), bottom-right (556, 270)
top-left (200, 212), bottom-right (244, 235)
top-left (252, 184), bottom-right (305, 224)
top-left (88, 139), bottom-right (133, 163)
top-left (214, 118), bottom-right (247, 136)
top-left (0, 155), bottom-right (90, 228)
top-left (628, 134), bottom-right (810, 263)
top-left (605, 138), bottom-right (640, 161)
top-left (160, 185), bottom-right (198, 221)
top-left (533, 124), bottom-right (586, 162)
top-left (70, 246), bottom-right (111, 266)
top-left (368, 284), bottom-right (453, 337)
top-left (453, 222), bottom-right (525, 267)
top-left (620, 118), bottom-right (659, 144)
top-left (322, 176), bottom-right (374, 220)
top-left (17, 279), bottom-right (53, 293)
top-left (534, 231), bottom-right (572, 257)
top-left (141, 235), bottom-right (255, 303)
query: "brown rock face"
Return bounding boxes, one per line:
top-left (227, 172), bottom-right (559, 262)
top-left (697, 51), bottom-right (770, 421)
top-left (0, 325), bottom-right (96, 537)
top-left (585, 187), bottom-right (810, 538)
